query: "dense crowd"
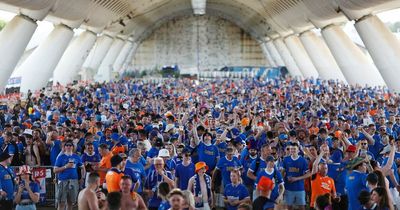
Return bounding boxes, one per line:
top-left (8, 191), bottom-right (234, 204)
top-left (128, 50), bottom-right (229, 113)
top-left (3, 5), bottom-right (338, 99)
top-left (0, 77), bottom-right (399, 210)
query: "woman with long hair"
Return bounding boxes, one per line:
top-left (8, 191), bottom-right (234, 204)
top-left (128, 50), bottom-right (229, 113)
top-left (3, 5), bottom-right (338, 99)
top-left (371, 187), bottom-right (390, 210)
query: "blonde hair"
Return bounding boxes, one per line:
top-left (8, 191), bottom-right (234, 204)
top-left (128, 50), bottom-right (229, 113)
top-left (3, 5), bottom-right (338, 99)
top-left (182, 190), bottom-right (195, 208)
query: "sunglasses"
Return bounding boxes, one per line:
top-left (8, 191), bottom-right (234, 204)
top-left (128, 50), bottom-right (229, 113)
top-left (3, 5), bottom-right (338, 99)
top-left (65, 144), bottom-right (73, 147)
top-left (361, 143), bottom-right (367, 145)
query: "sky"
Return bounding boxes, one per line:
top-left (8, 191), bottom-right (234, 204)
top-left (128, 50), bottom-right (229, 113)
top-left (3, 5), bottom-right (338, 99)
top-left (0, 7), bottom-right (399, 50)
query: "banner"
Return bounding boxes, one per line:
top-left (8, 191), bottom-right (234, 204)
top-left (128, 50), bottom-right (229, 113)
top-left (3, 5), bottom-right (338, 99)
top-left (32, 167), bottom-right (47, 203)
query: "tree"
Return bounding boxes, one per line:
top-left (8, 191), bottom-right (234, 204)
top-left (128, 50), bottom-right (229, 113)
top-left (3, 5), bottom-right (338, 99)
top-left (0, 20), bottom-right (6, 31)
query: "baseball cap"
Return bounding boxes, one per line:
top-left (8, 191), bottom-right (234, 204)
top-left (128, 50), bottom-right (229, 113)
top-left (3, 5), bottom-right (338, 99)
top-left (158, 149), bottom-right (170, 157)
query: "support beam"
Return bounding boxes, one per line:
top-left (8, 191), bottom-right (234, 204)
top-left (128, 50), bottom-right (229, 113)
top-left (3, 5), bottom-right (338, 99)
top-left (321, 24), bottom-right (385, 87)
top-left (265, 41), bottom-right (285, 66)
top-left (113, 40), bottom-right (133, 73)
top-left (0, 15), bottom-right (38, 92)
top-left (19, 24), bottom-right (74, 93)
top-left (82, 34), bottom-right (114, 72)
top-left (273, 38), bottom-right (303, 78)
top-left (53, 30), bottom-right (97, 85)
top-left (355, 15), bottom-right (400, 92)
top-left (120, 42), bottom-right (139, 72)
top-left (95, 37), bottom-right (125, 82)
top-left (284, 35), bottom-right (319, 78)
top-left (260, 42), bottom-right (276, 67)
top-left (299, 30), bottom-right (347, 82)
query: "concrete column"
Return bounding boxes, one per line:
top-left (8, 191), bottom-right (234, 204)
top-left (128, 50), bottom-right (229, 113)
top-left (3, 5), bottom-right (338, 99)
top-left (355, 15), bottom-right (400, 91)
top-left (82, 34), bottom-right (114, 71)
top-left (299, 30), bottom-right (347, 82)
top-left (260, 42), bottom-right (276, 67)
top-left (284, 35), bottom-right (319, 78)
top-left (120, 42), bottom-right (138, 72)
top-left (19, 24), bottom-right (74, 93)
top-left (53, 30), bottom-right (97, 85)
top-left (0, 15), bottom-right (38, 92)
top-left (265, 41), bottom-right (285, 66)
top-left (273, 38), bottom-right (303, 77)
top-left (95, 37), bottom-right (125, 82)
top-left (113, 40), bottom-right (133, 72)
top-left (321, 24), bottom-right (385, 87)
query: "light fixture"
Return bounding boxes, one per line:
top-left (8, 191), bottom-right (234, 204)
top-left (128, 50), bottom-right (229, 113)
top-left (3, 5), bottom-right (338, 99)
top-left (191, 0), bottom-right (206, 15)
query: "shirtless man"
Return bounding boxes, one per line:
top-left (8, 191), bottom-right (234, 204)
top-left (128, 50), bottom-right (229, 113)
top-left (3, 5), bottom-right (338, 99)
top-left (78, 172), bottom-right (107, 210)
top-left (120, 175), bottom-right (147, 210)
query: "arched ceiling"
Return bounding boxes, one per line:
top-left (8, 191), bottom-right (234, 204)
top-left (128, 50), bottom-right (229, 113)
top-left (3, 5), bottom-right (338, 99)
top-left (0, 0), bottom-right (400, 40)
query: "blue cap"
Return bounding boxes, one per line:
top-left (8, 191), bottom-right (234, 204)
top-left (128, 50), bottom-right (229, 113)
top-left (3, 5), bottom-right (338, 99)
top-left (278, 133), bottom-right (288, 140)
top-left (216, 128), bottom-right (224, 134)
top-left (111, 133), bottom-right (119, 140)
top-left (235, 133), bottom-right (246, 143)
top-left (231, 128), bottom-right (240, 136)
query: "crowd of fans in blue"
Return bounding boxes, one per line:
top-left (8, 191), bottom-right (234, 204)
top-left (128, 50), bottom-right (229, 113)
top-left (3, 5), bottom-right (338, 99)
top-left (0, 77), bottom-right (398, 210)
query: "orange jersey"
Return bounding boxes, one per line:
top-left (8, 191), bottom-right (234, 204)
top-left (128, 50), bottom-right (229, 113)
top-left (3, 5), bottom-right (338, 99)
top-left (310, 173), bottom-right (336, 208)
top-left (98, 153), bottom-right (112, 184)
top-left (105, 169), bottom-right (124, 193)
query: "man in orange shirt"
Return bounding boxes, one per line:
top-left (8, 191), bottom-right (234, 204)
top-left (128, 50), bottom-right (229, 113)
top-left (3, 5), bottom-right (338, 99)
top-left (105, 155), bottom-right (125, 192)
top-left (310, 150), bottom-right (338, 209)
top-left (98, 144), bottom-right (112, 186)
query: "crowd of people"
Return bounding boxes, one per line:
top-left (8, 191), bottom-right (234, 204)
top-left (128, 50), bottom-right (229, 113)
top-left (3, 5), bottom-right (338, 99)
top-left (0, 77), bottom-right (399, 210)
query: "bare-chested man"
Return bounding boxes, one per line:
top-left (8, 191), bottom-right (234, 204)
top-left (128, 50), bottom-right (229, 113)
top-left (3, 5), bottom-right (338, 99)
top-left (78, 172), bottom-right (107, 210)
top-left (120, 175), bottom-right (147, 210)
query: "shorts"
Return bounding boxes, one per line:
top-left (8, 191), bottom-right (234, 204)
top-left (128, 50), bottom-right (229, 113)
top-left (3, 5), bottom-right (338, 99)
top-left (284, 190), bottom-right (306, 206)
top-left (57, 179), bottom-right (79, 203)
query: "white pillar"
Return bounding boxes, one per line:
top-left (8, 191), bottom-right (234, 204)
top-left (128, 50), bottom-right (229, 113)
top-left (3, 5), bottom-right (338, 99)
top-left (260, 42), bottom-right (276, 67)
top-left (273, 38), bottom-right (303, 77)
top-left (53, 30), bottom-right (97, 85)
top-left (284, 35), bottom-right (319, 78)
top-left (355, 15), bottom-right (400, 92)
top-left (19, 24), bottom-right (74, 93)
top-left (95, 37), bottom-right (125, 82)
top-left (120, 42), bottom-right (138, 72)
top-left (321, 24), bottom-right (385, 87)
top-left (299, 30), bottom-right (347, 82)
top-left (265, 41), bottom-right (285, 66)
top-left (113, 40), bottom-right (133, 72)
top-left (0, 15), bottom-right (38, 92)
top-left (83, 34), bottom-right (114, 71)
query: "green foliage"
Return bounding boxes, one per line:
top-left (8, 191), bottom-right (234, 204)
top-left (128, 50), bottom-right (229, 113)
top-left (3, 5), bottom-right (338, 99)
top-left (0, 20), bottom-right (6, 31)
top-left (386, 21), bottom-right (400, 33)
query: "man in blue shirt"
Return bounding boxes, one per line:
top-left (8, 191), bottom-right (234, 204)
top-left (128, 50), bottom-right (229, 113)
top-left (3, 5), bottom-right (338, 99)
top-left (247, 144), bottom-right (270, 200)
top-left (125, 148), bottom-right (146, 194)
top-left (194, 131), bottom-right (220, 173)
top-left (54, 140), bottom-right (85, 210)
top-left (175, 148), bottom-right (195, 190)
top-left (144, 157), bottom-right (175, 210)
top-left (345, 157), bottom-right (370, 210)
top-left (0, 152), bottom-right (15, 209)
top-left (282, 142), bottom-right (308, 210)
top-left (214, 147), bottom-right (241, 187)
top-left (45, 130), bottom-right (62, 166)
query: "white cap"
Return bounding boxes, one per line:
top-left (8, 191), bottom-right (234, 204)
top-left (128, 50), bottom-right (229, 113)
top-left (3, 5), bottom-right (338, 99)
top-left (158, 149), bottom-right (170, 157)
top-left (164, 124), bottom-right (175, 132)
top-left (23, 129), bottom-right (33, 136)
top-left (122, 103), bottom-right (129, 110)
top-left (380, 145), bottom-right (392, 155)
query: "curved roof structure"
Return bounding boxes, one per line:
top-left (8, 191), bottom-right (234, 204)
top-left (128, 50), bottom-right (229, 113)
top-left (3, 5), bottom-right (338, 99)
top-left (0, 0), bottom-right (400, 93)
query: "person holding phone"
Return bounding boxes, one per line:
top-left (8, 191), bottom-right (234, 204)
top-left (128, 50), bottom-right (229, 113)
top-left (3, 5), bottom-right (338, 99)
top-left (14, 165), bottom-right (40, 210)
